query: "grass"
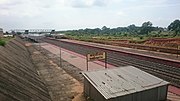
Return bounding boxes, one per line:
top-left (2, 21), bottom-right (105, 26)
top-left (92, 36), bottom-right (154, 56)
top-left (0, 39), bottom-right (6, 46)
top-left (0, 36), bottom-right (14, 46)
top-left (67, 33), bottom-right (180, 44)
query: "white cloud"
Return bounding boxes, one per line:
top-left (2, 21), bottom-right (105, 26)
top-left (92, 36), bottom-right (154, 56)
top-left (121, 0), bottom-right (180, 10)
top-left (0, 0), bottom-right (60, 17)
top-left (65, 0), bottom-right (109, 8)
top-left (67, 0), bottom-right (93, 8)
top-left (93, 0), bottom-right (109, 6)
top-left (117, 11), bottom-right (126, 16)
top-left (0, 0), bottom-right (114, 18)
top-left (0, 0), bottom-right (11, 5)
top-left (0, 0), bottom-right (179, 30)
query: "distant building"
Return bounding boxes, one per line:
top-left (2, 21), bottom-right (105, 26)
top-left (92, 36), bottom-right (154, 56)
top-left (3, 34), bottom-right (14, 37)
top-left (51, 33), bottom-right (66, 39)
top-left (0, 28), bottom-right (3, 38)
top-left (83, 66), bottom-right (169, 101)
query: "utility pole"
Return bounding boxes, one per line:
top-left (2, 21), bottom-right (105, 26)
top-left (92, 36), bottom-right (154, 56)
top-left (178, 45), bottom-right (179, 58)
top-left (105, 52), bottom-right (107, 69)
top-left (59, 45), bottom-right (62, 67)
top-left (86, 55), bottom-right (89, 71)
top-left (39, 33), bottom-right (41, 51)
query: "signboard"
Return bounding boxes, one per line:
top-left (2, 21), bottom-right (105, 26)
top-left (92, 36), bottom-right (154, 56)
top-left (86, 52), bottom-right (107, 71)
top-left (87, 52), bottom-right (106, 61)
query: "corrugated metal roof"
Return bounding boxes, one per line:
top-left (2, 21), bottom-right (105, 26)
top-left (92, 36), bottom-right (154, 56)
top-left (82, 66), bottom-right (169, 99)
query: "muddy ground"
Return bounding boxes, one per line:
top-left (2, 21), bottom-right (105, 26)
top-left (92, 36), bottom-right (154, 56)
top-left (26, 42), bottom-right (87, 101)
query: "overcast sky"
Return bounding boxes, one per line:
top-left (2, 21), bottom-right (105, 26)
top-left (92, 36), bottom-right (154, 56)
top-left (0, 0), bottom-right (180, 31)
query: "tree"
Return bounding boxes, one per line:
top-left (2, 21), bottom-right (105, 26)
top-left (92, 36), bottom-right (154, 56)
top-left (128, 24), bottom-right (137, 34)
top-left (101, 26), bottom-right (110, 34)
top-left (142, 21), bottom-right (152, 27)
top-left (128, 24), bottom-right (136, 29)
top-left (168, 19), bottom-right (180, 35)
top-left (93, 28), bottom-right (101, 35)
top-left (139, 21), bottom-right (153, 34)
top-left (102, 26), bottom-right (108, 30)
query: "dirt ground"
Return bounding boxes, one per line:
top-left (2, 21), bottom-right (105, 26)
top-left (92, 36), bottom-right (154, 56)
top-left (26, 43), bottom-right (86, 101)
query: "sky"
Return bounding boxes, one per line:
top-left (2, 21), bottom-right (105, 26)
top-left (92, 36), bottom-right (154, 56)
top-left (0, 0), bottom-right (180, 31)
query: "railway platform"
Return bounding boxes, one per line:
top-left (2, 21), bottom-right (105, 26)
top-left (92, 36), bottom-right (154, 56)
top-left (40, 42), bottom-right (115, 71)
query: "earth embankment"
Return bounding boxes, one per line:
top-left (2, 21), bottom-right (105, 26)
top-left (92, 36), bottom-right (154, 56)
top-left (0, 37), bottom-right (51, 101)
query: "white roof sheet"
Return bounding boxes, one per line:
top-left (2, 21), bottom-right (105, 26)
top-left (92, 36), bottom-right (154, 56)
top-left (82, 66), bottom-right (169, 99)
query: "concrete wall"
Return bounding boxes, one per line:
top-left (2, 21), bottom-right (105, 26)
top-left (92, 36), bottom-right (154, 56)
top-left (0, 37), bottom-right (51, 101)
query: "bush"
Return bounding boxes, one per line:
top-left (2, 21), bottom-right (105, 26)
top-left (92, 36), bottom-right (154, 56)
top-left (0, 40), bottom-right (6, 46)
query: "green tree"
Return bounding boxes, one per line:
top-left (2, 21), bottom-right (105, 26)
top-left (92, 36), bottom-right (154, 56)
top-left (128, 24), bottom-right (137, 34)
top-left (142, 21), bottom-right (152, 27)
top-left (102, 26), bottom-right (108, 30)
top-left (139, 21), bottom-right (153, 34)
top-left (168, 19), bottom-right (180, 35)
top-left (101, 26), bottom-right (110, 34)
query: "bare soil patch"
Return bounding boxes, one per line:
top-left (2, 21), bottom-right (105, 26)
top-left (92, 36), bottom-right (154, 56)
top-left (27, 43), bottom-right (86, 101)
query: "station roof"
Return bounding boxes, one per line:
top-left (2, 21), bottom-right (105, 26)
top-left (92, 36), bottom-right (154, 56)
top-left (82, 66), bottom-right (169, 99)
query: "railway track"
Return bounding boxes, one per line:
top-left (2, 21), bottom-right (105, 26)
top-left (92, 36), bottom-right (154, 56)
top-left (41, 38), bottom-right (180, 88)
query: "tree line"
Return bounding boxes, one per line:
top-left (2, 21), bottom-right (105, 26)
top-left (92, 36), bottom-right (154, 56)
top-left (61, 19), bottom-right (180, 37)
